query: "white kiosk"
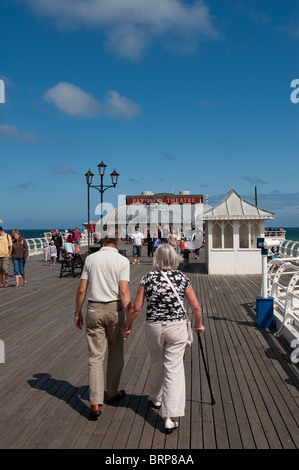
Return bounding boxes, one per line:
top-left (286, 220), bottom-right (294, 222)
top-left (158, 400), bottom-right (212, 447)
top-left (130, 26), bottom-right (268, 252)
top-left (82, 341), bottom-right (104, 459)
top-left (203, 189), bottom-right (275, 275)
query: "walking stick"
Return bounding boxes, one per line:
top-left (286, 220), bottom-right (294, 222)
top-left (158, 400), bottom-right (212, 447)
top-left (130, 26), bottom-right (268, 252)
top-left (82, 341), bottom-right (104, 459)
top-left (197, 333), bottom-right (215, 406)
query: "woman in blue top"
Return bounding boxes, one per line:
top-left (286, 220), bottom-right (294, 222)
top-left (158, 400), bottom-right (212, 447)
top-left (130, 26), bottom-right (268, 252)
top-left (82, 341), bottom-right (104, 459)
top-left (121, 243), bottom-right (205, 434)
top-left (152, 237), bottom-right (162, 252)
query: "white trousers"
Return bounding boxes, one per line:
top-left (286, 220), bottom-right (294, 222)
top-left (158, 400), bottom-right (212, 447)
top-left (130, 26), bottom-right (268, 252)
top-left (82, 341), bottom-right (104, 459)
top-left (145, 320), bottom-right (188, 418)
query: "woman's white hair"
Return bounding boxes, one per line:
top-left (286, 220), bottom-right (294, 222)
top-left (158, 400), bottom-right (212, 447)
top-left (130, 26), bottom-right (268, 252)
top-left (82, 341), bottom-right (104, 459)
top-left (153, 243), bottom-right (182, 271)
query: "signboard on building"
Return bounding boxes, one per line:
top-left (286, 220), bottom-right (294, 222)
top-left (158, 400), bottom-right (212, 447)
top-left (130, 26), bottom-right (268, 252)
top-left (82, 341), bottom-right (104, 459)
top-left (126, 194), bottom-right (203, 205)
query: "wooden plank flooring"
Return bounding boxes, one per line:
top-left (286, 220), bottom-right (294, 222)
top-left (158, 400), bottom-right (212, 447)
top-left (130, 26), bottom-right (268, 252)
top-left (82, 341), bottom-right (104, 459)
top-left (0, 242), bottom-right (298, 450)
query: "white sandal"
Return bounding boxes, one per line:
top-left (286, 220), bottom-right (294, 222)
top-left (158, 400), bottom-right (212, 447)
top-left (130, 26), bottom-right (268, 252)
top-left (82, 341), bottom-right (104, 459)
top-left (152, 401), bottom-right (162, 409)
top-left (164, 419), bottom-right (178, 434)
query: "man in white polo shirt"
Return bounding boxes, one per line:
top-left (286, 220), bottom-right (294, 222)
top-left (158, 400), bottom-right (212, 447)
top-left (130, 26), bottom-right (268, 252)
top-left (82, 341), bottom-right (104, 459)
top-left (130, 225), bottom-right (144, 264)
top-left (74, 229), bottom-right (131, 420)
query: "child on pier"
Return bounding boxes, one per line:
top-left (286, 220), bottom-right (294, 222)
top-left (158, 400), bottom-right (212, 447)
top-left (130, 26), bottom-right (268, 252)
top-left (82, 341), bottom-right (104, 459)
top-left (49, 240), bottom-right (57, 266)
top-left (43, 243), bottom-right (49, 262)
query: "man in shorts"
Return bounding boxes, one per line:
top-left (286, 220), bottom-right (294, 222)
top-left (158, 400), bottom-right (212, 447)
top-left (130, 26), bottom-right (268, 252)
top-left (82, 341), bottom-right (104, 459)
top-left (0, 226), bottom-right (13, 288)
top-left (131, 225), bottom-right (144, 264)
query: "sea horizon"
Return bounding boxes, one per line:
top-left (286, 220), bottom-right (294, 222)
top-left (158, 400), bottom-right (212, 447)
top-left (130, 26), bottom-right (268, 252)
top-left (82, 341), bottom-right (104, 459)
top-left (4, 226), bottom-right (299, 243)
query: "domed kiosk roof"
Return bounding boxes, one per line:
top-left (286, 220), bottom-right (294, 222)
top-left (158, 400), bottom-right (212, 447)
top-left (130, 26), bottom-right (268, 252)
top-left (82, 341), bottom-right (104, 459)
top-left (85, 200), bottom-right (213, 233)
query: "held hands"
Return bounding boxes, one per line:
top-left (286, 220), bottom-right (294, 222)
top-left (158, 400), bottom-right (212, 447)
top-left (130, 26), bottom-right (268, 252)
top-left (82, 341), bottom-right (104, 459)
top-left (121, 325), bottom-right (131, 339)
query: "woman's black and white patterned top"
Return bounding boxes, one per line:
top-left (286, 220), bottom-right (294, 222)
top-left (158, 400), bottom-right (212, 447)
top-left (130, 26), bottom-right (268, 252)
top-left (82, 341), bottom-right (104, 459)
top-left (140, 270), bottom-right (191, 322)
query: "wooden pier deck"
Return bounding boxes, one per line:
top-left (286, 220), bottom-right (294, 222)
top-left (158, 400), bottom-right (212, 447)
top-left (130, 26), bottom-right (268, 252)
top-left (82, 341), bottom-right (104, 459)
top-left (0, 242), bottom-right (298, 452)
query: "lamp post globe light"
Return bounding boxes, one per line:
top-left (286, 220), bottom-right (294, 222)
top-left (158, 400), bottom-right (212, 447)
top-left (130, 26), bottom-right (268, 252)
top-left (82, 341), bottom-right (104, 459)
top-left (85, 161), bottom-right (119, 252)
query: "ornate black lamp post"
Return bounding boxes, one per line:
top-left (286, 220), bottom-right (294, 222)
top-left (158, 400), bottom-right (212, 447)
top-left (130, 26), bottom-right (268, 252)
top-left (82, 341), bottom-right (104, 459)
top-left (85, 161), bottom-right (119, 251)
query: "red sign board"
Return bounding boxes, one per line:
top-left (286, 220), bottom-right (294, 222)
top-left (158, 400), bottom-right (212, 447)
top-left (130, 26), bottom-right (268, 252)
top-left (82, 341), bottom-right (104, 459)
top-left (126, 196), bottom-right (203, 205)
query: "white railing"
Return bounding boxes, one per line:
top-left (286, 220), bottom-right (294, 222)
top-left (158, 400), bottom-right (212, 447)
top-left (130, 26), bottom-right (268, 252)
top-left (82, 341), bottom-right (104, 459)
top-left (264, 229), bottom-right (286, 238)
top-left (280, 239), bottom-right (299, 258)
top-left (26, 232), bottom-right (89, 256)
top-left (267, 258), bottom-right (299, 349)
top-left (26, 237), bottom-right (51, 256)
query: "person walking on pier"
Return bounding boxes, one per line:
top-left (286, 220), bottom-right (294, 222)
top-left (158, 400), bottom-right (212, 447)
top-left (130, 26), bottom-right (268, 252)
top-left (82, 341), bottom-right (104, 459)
top-left (0, 226), bottom-right (13, 288)
top-left (51, 229), bottom-right (62, 262)
top-left (168, 229), bottom-right (178, 250)
top-left (49, 240), bottom-right (57, 266)
top-left (74, 229), bottom-right (131, 420)
top-left (74, 226), bottom-right (82, 249)
top-left (43, 243), bottom-right (49, 262)
top-left (11, 230), bottom-right (29, 287)
top-left (130, 225), bottom-right (144, 264)
top-left (121, 243), bottom-right (205, 434)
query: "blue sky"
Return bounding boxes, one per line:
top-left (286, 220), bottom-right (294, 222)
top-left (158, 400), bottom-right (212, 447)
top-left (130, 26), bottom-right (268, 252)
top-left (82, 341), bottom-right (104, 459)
top-left (0, 0), bottom-right (299, 229)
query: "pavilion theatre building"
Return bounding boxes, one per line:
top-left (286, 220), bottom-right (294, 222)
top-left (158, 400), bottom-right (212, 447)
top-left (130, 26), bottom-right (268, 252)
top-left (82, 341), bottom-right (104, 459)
top-left (125, 189), bottom-right (276, 275)
top-left (125, 191), bottom-right (206, 234)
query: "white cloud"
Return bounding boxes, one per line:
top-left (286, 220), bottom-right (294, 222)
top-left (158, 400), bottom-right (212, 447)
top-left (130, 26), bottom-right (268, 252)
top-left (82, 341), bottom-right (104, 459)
top-left (0, 124), bottom-right (37, 142)
top-left (44, 82), bottom-right (100, 118)
top-left (21, 0), bottom-right (219, 59)
top-left (43, 82), bottom-right (141, 119)
top-left (101, 90), bottom-right (141, 119)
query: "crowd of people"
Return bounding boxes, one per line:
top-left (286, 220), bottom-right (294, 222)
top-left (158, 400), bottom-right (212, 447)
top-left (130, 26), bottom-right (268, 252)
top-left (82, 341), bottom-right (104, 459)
top-left (74, 225), bottom-right (205, 434)
top-left (130, 224), bottom-right (204, 262)
top-left (0, 226), bottom-right (83, 287)
top-left (0, 226), bottom-right (29, 288)
top-left (42, 227), bottom-right (83, 266)
top-left (266, 226), bottom-right (285, 232)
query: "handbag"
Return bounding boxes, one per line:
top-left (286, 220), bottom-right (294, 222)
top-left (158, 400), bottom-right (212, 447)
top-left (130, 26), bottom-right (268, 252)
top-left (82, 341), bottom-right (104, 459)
top-left (160, 271), bottom-right (193, 346)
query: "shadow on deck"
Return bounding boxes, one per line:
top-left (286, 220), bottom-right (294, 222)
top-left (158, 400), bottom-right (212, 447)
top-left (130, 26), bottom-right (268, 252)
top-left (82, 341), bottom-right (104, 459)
top-left (0, 242), bottom-right (298, 451)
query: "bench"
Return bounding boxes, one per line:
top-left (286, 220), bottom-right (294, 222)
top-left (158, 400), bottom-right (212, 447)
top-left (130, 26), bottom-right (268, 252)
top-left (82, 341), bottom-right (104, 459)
top-left (59, 254), bottom-right (84, 278)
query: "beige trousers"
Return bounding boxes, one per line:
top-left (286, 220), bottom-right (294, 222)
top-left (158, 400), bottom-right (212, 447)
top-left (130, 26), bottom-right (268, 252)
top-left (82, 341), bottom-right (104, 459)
top-left (145, 320), bottom-right (188, 418)
top-left (86, 300), bottom-right (125, 405)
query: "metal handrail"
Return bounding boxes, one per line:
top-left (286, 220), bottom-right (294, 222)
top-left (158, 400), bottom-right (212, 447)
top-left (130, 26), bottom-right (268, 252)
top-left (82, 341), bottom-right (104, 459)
top-left (267, 258), bottom-right (299, 339)
top-left (264, 230), bottom-right (286, 238)
top-left (25, 232), bottom-right (89, 257)
top-left (280, 239), bottom-right (299, 258)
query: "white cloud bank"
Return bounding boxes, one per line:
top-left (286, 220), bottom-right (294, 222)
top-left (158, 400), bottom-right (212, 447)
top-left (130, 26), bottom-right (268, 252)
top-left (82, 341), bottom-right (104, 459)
top-left (43, 82), bottom-right (141, 119)
top-left (21, 0), bottom-right (219, 59)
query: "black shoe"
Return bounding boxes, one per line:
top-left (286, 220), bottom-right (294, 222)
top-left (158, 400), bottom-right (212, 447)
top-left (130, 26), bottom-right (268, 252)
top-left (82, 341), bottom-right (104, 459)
top-left (106, 389), bottom-right (125, 404)
top-left (89, 404), bottom-right (101, 420)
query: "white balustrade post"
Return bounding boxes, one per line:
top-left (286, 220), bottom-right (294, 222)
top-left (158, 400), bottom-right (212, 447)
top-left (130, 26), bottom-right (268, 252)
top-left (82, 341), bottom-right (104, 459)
top-left (262, 252), bottom-right (268, 299)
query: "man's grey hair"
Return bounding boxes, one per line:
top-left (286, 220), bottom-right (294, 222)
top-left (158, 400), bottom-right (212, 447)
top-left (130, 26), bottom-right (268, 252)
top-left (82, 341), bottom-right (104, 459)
top-left (153, 243), bottom-right (182, 271)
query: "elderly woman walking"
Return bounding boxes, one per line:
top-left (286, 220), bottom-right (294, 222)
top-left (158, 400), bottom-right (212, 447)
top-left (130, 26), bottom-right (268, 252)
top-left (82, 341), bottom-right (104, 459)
top-left (121, 243), bottom-right (205, 434)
